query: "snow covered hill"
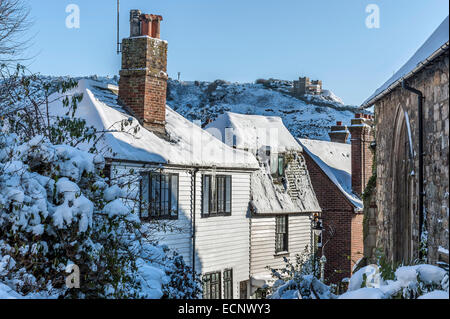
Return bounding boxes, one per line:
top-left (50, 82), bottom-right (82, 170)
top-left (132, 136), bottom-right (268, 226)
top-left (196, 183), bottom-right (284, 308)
top-left (29, 76), bottom-right (363, 142)
top-left (166, 79), bottom-right (361, 141)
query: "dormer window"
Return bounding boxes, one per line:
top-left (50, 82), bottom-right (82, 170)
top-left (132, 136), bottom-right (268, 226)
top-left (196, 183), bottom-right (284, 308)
top-left (270, 153), bottom-right (285, 179)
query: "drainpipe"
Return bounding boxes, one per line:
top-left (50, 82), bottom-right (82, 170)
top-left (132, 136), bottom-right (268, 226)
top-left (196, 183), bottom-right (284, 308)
top-left (191, 168), bottom-right (199, 276)
top-left (401, 80), bottom-right (424, 257)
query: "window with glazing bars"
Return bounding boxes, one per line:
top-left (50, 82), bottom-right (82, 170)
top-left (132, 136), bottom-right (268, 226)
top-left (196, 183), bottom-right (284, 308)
top-left (223, 269), bottom-right (233, 299)
top-left (140, 173), bottom-right (179, 220)
top-left (275, 215), bottom-right (288, 253)
top-left (202, 175), bottom-right (232, 217)
top-left (203, 272), bottom-right (221, 299)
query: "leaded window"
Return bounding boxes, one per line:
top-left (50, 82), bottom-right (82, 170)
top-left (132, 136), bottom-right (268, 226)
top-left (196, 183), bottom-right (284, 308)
top-left (140, 172), bottom-right (179, 220)
top-left (275, 215), bottom-right (288, 253)
top-left (202, 175), bottom-right (232, 217)
top-left (223, 269), bottom-right (233, 299)
top-left (203, 272), bottom-right (221, 299)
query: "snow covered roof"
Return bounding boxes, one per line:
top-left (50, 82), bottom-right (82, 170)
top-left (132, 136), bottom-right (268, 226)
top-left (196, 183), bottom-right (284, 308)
top-left (362, 16), bottom-right (449, 107)
top-left (250, 167), bottom-right (321, 214)
top-left (298, 139), bottom-right (363, 209)
top-left (47, 79), bottom-right (258, 169)
top-left (205, 112), bottom-right (302, 154)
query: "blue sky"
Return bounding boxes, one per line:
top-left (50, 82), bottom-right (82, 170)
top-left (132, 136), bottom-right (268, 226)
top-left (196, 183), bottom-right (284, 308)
top-left (24, 0), bottom-right (448, 105)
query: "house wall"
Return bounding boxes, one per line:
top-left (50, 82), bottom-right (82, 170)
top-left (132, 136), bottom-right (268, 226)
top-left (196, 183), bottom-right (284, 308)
top-left (373, 51), bottom-right (449, 264)
top-left (250, 214), bottom-right (313, 289)
top-left (303, 152), bottom-right (364, 284)
top-left (111, 163), bottom-right (252, 299)
top-left (194, 170), bottom-right (251, 299)
top-left (110, 164), bottom-right (193, 263)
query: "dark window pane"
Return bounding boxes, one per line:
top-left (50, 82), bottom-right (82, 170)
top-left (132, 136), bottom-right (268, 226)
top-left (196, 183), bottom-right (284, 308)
top-left (161, 174), bottom-right (169, 216)
top-left (140, 174), bottom-right (149, 219)
top-left (278, 156), bottom-right (284, 176)
top-left (225, 176), bottom-right (231, 213)
top-left (217, 176), bottom-right (225, 213)
top-left (203, 175), bottom-right (210, 215)
top-left (171, 175), bottom-right (178, 217)
top-left (224, 269), bottom-right (233, 299)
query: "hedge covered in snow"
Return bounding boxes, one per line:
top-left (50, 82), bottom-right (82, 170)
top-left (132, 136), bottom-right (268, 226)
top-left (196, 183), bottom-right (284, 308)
top-left (339, 264), bottom-right (448, 299)
top-left (0, 69), bottom-right (201, 299)
top-left (268, 261), bottom-right (448, 299)
top-left (266, 247), bottom-right (448, 299)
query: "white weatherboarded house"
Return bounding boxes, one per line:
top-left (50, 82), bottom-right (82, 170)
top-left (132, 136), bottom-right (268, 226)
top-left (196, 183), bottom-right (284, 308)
top-left (206, 112), bottom-right (321, 297)
top-left (48, 79), bottom-right (260, 299)
top-left (48, 9), bottom-right (266, 299)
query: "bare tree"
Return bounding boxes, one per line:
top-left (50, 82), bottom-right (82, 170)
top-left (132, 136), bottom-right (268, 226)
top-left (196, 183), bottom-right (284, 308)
top-left (0, 0), bottom-right (31, 63)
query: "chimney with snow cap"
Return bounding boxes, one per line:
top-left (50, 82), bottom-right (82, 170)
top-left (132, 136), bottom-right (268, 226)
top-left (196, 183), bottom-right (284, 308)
top-left (349, 113), bottom-right (374, 196)
top-left (328, 121), bottom-right (350, 143)
top-left (119, 10), bottom-right (168, 135)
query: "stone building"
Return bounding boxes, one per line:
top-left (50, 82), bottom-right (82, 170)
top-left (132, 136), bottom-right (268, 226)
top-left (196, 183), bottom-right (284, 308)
top-left (298, 116), bottom-right (373, 283)
top-left (361, 16), bottom-right (449, 265)
top-left (293, 77), bottom-right (323, 97)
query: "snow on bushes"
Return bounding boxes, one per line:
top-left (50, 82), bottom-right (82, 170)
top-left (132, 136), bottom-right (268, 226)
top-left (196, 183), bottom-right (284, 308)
top-left (0, 71), bottom-right (200, 299)
top-left (267, 246), bottom-right (448, 299)
top-left (270, 275), bottom-right (335, 299)
top-left (266, 247), bottom-right (336, 299)
top-left (339, 264), bottom-right (449, 299)
top-left (0, 129), bottom-right (200, 299)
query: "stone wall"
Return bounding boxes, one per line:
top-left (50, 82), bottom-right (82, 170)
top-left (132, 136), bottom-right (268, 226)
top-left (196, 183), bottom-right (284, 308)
top-left (373, 51), bottom-right (449, 264)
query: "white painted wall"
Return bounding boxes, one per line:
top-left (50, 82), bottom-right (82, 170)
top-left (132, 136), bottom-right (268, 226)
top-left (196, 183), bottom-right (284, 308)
top-left (111, 163), bottom-right (253, 299)
top-left (194, 170), bottom-right (251, 299)
top-left (250, 214), bottom-right (313, 293)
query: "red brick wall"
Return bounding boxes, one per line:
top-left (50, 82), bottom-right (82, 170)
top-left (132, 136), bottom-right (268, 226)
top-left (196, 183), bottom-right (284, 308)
top-left (303, 151), bottom-right (364, 283)
top-left (119, 36), bottom-right (168, 134)
top-left (349, 124), bottom-right (374, 196)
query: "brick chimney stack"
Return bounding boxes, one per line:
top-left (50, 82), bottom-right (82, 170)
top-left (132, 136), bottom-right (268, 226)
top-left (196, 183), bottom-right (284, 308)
top-left (348, 113), bottom-right (375, 195)
top-left (118, 10), bottom-right (168, 135)
top-left (328, 121), bottom-right (350, 143)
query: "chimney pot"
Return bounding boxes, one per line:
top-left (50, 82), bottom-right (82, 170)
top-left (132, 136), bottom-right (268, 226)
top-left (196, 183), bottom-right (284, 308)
top-left (130, 10), bottom-right (142, 37)
top-left (139, 14), bottom-right (163, 39)
top-left (355, 113), bottom-right (361, 118)
top-left (336, 121), bottom-right (343, 126)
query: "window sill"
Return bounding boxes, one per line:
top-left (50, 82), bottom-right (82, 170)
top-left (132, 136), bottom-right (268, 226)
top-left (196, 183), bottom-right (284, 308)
top-left (201, 213), bottom-right (232, 218)
top-left (274, 251), bottom-right (289, 257)
top-left (140, 216), bottom-right (179, 221)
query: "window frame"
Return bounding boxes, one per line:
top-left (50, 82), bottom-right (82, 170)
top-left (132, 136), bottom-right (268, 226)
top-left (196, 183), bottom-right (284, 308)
top-left (140, 172), bottom-right (179, 221)
top-left (201, 174), bottom-right (232, 218)
top-left (203, 271), bottom-right (222, 299)
top-left (223, 269), bottom-right (233, 299)
top-left (275, 215), bottom-right (289, 254)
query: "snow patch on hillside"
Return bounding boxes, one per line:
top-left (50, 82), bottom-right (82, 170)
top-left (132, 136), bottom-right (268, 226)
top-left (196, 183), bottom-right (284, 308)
top-left (167, 80), bottom-right (359, 141)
